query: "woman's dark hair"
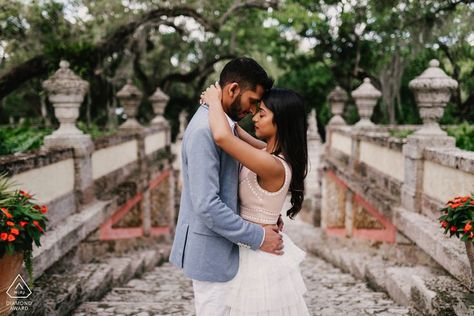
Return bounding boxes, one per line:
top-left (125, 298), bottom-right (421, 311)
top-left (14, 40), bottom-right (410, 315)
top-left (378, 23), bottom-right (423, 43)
top-left (263, 88), bottom-right (308, 219)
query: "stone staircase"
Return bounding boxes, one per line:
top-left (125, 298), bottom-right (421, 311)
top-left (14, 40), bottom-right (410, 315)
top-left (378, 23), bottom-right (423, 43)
top-left (15, 246), bottom-right (170, 316)
top-left (307, 220), bottom-right (474, 316)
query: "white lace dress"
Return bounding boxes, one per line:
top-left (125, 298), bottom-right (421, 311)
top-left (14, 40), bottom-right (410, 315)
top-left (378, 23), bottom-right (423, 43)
top-left (225, 156), bottom-right (310, 316)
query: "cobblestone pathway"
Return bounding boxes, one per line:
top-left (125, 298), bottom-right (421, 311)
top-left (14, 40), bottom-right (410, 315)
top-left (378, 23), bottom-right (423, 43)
top-left (75, 220), bottom-right (413, 316)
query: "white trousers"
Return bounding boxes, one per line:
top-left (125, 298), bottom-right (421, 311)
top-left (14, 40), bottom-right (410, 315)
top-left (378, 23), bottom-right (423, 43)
top-left (192, 279), bottom-right (231, 316)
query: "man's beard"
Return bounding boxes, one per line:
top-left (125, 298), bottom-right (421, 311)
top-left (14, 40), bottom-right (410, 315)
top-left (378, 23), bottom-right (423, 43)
top-left (227, 94), bottom-right (242, 121)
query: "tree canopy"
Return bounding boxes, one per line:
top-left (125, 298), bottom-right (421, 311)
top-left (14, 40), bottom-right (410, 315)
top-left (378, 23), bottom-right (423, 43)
top-left (1, 0), bottom-right (473, 138)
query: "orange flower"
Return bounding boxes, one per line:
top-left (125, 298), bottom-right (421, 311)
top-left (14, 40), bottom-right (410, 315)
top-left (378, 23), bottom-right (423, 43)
top-left (10, 228), bottom-right (19, 235)
top-left (6, 221), bottom-right (14, 226)
top-left (40, 205), bottom-right (48, 214)
top-left (19, 190), bottom-right (31, 199)
top-left (464, 222), bottom-right (472, 233)
top-left (19, 221), bottom-right (28, 227)
top-left (471, 201), bottom-right (474, 205)
top-left (450, 226), bottom-right (458, 233)
top-left (460, 196), bottom-right (470, 203)
top-left (0, 233), bottom-right (7, 241)
top-left (33, 221), bottom-right (44, 233)
top-left (7, 234), bottom-right (15, 242)
top-left (441, 221), bottom-right (448, 228)
top-left (0, 208), bottom-right (13, 219)
top-left (451, 203), bottom-right (462, 209)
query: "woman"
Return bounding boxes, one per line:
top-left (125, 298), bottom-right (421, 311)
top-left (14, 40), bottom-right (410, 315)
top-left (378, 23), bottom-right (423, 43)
top-left (201, 84), bottom-right (310, 316)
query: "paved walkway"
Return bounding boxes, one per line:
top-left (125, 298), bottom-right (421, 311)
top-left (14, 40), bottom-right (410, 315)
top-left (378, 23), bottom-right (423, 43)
top-left (75, 219), bottom-right (412, 316)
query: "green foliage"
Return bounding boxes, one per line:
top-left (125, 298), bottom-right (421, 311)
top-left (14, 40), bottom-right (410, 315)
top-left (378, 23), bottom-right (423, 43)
top-left (0, 124), bottom-right (53, 155)
top-left (76, 122), bottom-right (117, 140)
top-left (438, 195), bottom-right (474, 242)
top-left (388, 129), bottom-right (414, 139)
top-left (1, 0), bottom-right (474, 137)
top-left (446, 122), bottom-right (474, 152)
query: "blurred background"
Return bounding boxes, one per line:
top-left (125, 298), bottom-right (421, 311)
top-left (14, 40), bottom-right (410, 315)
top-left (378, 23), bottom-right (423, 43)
top-left (1, 0), bottom-right (473, 152)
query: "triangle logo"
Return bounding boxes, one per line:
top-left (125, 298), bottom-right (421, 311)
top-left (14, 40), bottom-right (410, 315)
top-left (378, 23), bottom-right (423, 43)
top-left (6, 275), bottom-right (32, 299)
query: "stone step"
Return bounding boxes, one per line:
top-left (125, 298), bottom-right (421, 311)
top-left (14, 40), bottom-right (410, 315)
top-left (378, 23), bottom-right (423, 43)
top-left (310, 237), bottom-right (473, 315)
top-left (74, 301), bottom-right (194, 316)
top-left (30, 200), bottom-right (112, 279)
top-left (17, 248), bottom-right (168, 315)
top-left (17, 263), bottom-right (114, 315)
top-left (394, 207), bottom-right (471, 285)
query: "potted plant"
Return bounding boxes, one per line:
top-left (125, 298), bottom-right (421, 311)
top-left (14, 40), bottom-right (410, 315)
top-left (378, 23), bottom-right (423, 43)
top-left (0, 174), bottom-right (47, 315)
top-left (439, 195), bottom-right (474, 289)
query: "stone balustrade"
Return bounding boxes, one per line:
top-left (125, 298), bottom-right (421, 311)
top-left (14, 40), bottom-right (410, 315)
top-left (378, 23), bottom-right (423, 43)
top-left (320, 60), bottom-right (474, 286)
top-left (0, 61), bottom-right (173, 280)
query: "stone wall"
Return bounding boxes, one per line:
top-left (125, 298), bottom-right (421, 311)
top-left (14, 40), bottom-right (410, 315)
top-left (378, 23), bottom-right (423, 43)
top-left (320, 60), bottom-right (474, 287)
top-left (0, 61), bottom-right (175, 280)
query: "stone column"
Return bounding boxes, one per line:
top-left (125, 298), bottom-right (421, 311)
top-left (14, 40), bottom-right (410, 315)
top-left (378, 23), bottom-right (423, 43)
top-left (42, 60), bottom-right (95, 207)
top-left (305, 109), bottom-right (323, 225)
top-left (117, 79), bottom-right (143, 130)
top-left (328, 86), bottom-right (348, 126)
top-left (351, 78), bottom-right (381, 127)
top-left (401, 59), bottom-right (457, 212)
top-left (172, 111), bottom-right (187, 171)
top-left (149, 87), bottom-right (169, 126)
top-left (344, 191), bottom-right (354, 237)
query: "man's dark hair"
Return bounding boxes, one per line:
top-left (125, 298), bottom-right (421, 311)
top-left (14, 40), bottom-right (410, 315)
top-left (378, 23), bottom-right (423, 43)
top-left (219, 57), bottom-right (273, 92)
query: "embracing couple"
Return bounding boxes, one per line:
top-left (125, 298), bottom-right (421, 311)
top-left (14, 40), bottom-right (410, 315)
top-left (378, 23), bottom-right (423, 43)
top-left (170, 57), bottom-right (310, 315)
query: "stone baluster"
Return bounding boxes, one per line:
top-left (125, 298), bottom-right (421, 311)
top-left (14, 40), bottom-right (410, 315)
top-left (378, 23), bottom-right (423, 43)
top-left (149, 87), bottom-right (170, 126)
top-left (305, 109), bottom-right (323, 224)
top-left (42, 60), bottom-right (95, 206)
top-left (351, 78), bottom-right (381, 127)
top-left (401, 59), bottom-right (457, 212)
top-left (328, 86), bottom-right (348, 126)
top-left (117, 79), bottom-right (143, 130)
top-left (173, 110), bottom-right (188, 186)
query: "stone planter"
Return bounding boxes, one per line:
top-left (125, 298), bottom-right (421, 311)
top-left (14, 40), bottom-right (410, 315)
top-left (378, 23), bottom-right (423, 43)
top-left (328, 86), bottom-right (348, 126)
top-left (0, 253), bottom-right (24, 316)
top-left (351, 78), bottom-right (381, 127)
top-left (149, 87), bottom-right (169, 125)
top-left (465, 241), bottom-right (474, 291)
top-left (42, 60), bottom-right (89, 138)
top-left (409, 59), bottom-right (458, 136)
top-left (117, 79), bottom-right (143, 130)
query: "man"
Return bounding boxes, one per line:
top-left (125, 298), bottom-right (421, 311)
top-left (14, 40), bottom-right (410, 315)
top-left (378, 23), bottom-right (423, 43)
top-left (169, 57), bottom-right (284, 315)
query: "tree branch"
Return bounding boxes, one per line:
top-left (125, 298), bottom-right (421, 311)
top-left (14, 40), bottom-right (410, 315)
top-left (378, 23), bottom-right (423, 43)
top-left (0, 1), bottom-right (275, 100)
top-left (160, 54), bottom-right (237, 87)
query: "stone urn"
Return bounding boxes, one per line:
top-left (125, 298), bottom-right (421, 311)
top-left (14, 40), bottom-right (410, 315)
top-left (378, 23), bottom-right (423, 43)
top-left (328, 86), bottom-right (348, 126)
top-left (42, 60), bottom-right (89, 137)
top-left (351, 78), bottom-right (381, 127)
top-left (409, 59), bottom-right (458, 136)
top-left (117, 79), bottom-right (143, 130)
top-left (0, 253), bottom-right (24, 316)
top-left (149, 87), bottom-right (169, 125)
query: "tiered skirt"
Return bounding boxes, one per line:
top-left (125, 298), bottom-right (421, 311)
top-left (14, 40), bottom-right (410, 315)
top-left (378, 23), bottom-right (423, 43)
top-left (225, 233), bottom-right (310, 316)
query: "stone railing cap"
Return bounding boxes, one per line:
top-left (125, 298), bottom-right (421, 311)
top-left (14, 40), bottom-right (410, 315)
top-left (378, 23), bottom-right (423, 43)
top-left (42, 60), bottom-right (89, 95)
top-left (149, 87), bottom-right (169, 102)
top-left (328, 86), bottom-right (348, 102)
top-left (409, 59), bottom-right (458, 90)
top-left (351, 78), bottom-right (382, 99)
top-left (116, 79), bottom-right (143, 99)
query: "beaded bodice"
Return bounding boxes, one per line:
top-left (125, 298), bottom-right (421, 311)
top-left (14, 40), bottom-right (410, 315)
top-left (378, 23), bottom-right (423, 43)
top-left (239, 156), bottom-right (291, 225)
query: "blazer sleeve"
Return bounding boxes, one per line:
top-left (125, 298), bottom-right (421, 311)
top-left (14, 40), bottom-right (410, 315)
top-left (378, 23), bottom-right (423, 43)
top-left (185, 126), bottom-right (264, 250)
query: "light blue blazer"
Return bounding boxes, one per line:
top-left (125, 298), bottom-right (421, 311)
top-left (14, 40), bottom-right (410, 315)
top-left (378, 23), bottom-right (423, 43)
top-left (169, 105), bottom-right (264, 282)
